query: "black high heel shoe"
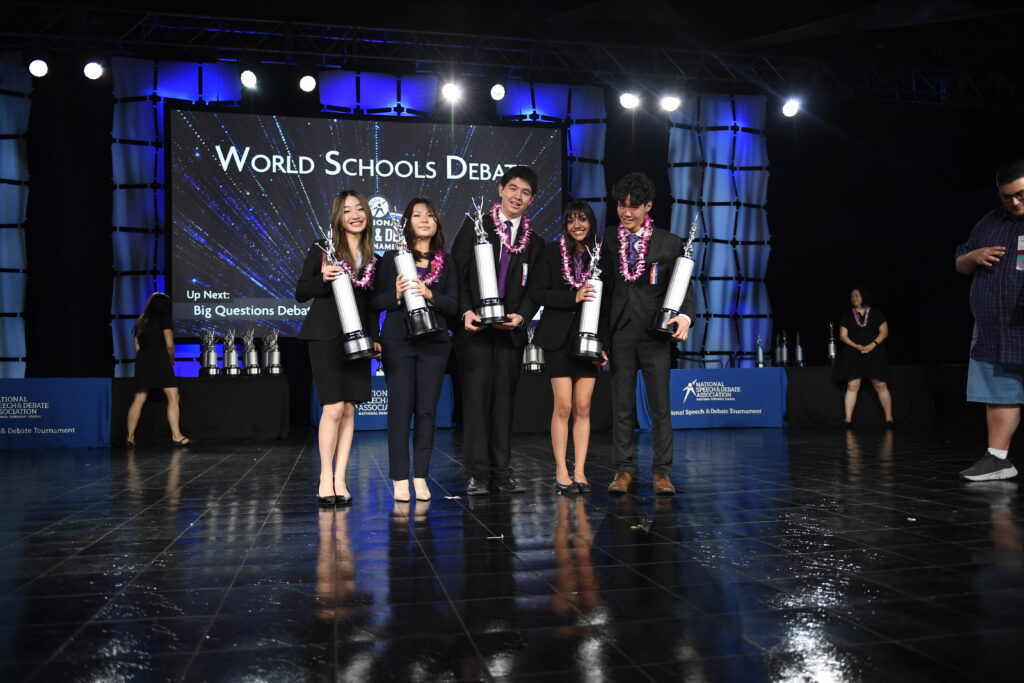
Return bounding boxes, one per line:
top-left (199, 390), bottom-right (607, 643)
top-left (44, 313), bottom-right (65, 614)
top-left (554, 480), bottom-right (578, 495)
top-left (317, 495), bottom-right (336, 507)
top-left (575, 481), bottom-right (592, 494)
top-left (335, 494), bottom-right (353, 507)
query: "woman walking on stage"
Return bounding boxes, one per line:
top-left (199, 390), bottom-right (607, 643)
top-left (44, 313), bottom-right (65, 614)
top-left (530, 201), bottom-right (607, 494)
top-left (126, 292), bottom-right (190, 447)
top-left (373, 198), bottom-right (458, 503)
top-left (296, 190), bottom-right (380, 507)
top-left (832, 286), bottom-right (894, 427)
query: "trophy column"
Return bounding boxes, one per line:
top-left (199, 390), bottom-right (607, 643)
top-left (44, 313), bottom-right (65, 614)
top-left (650, 215), bottom-right (699, 338)
top-left (394, 247), bottom-right (442, 338)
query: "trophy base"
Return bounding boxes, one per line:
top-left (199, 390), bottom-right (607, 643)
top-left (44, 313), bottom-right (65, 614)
top-left (266, 366), bottom-right (282, 375)
top-left (244, 366), bottom-right (261, 376)
top-left (343, 331), bottom-right (376, 360)
top-left (572, 334), bottom-right (603, 360)
top-left (405, 308), bottom-right (443, 339)
top-left (477, 299), bottom-right (507, 325)
top-left (200, 367), bottom-right (221, 377)
top-left (521, 362), bottom-right (545, 373)
top-left (224, 367), bottom-right (241, 376)
top-left (648, 308), bottom-right (679, 339)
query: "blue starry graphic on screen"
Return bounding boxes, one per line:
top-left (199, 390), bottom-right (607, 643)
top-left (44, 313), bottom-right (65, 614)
top-left (168, 109), bottom-right (564, 336)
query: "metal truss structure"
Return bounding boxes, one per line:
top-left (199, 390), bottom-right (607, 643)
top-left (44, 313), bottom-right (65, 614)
top-left (1, 4), bottom-right (1019, 110)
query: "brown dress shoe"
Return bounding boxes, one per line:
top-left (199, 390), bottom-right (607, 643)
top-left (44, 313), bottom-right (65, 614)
top-left (653, 473), bottom-right (676, 496)
top-left (607, 471), bottom-right (633, 494)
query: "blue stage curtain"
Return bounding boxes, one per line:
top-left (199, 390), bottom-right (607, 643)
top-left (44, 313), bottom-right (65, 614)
top-left (0, 52), bottom-right (30, 378)
top-left (110, 58), bottom-right (241, 378)
top-left (668, 93), bottom-right (771, 368)
top-left (318, 71), bottom-right (437, 117)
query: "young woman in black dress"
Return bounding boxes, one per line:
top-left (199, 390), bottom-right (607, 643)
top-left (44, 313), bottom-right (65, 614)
top-left (530, 201), bottom-right (608, 494)
top-left (126, 292), bottom-right (190, 446)
top-left (372, 198), bottom-right (458, 503)
top-left (296, 190), bottom-right (380, 507)
top-left (832, 287), bottom-right (894, 427)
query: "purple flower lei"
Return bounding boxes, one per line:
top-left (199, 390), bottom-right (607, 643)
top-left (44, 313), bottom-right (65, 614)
top-left (558, 235), bottom-right (591, 289)
top-left (852, 307), bottom-right (870, 327)
top-left (489, 202), bottom-right (531, 254)
top-left (419, 250), bottom-right (446, 287)
top-left (617, 214), bottom-right (654, 282)
top-left (339, 253), bottom-right (378, 289)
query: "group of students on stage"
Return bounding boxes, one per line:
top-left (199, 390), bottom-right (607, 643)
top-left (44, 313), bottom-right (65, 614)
top-left (297, 167), bottom-right (695, 507)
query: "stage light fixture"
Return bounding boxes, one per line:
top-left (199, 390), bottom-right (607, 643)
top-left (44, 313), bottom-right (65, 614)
top-left (28, 59), bottom-right (48, 78)
top-left (490, 83), bottom-right (506, 101)
top-left (83, 61), bottom-right (103, 80)
top-left (782, 99), bottom-right (801, 117)
top-left (240, 70), bottom-right (258, 89)
top-left (660, 96), bottom-right (681, 112)
top-left (619, 92), bottom-right (640, 109)
top-left (299, 75), bottom-right (317, 92)
top-left (441, 82), bottom-right (462, 103)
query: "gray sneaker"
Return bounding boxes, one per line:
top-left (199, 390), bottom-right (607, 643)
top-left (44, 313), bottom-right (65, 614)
top-left (959, 453), bottom-right (1019, 481)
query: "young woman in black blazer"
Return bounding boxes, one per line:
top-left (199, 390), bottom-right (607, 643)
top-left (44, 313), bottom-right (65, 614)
top-left (295, 190), bottom-right (380, 507)
top-left (530, 201), bottom-right (608, 494)
top-left (372, 198), bottom-right (458, 502)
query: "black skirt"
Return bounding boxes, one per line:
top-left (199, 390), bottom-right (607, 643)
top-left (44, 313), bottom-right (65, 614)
top-left (543, 332), bottom-right (599, 379)
top-left (308, 339), bottom-right (371, 405)
top-left (134, 326), bottom-right (177, 391)
top-left (831, 345), bottom-right (889, 383)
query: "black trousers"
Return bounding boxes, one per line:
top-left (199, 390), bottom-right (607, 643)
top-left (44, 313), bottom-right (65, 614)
top-left (609, 322), bottom-right (674, 475)
top-left (454, 328), bottom-right (521, 481)
top-left (381, 338), bottom-right (451, 480)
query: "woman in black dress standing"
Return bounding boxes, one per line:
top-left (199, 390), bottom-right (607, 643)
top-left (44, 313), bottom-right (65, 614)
top-left (126, 292), bottom-right (190, 446)
top-left (372, 198), bottom-right (458, 503)
top-left (296, 190), bottom-right (379, 507)
top-left (530, 201), bottom-right (608, 494)
top-left (832, 287), bottom-right (894, 427)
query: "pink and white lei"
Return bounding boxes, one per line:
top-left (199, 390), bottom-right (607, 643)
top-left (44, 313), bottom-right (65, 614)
top-left (852, 307), bottom-right (870, 328)
top-left (339, 253), bottom-right (378, 289)
top-left (490, 202), bottom-right (531, 254)
top-left (617, 215), bottom-right (654, 282)
top-left (558, 235), bottom-right (591, 289)
top-left (419, 250), bottom-right (446, 287)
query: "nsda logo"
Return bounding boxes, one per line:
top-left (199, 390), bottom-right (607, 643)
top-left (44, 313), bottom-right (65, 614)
top-left (368, 195), bottom-right (405, 253)
top-left (368, 195), bottom-right (390, 218)
top-left (681, 379), bottom-right (742, 402)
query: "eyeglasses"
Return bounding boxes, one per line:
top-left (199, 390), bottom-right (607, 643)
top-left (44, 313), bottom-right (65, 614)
top-left (999, 189), bottom-right (1024, 204)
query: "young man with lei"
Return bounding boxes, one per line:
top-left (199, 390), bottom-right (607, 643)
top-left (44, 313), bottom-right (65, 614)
top-left (599, 172), bottom-right (695, 496)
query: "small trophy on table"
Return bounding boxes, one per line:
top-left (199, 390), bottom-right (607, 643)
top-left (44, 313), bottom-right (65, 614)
top-left (755, 335), bottom-right (765, 368)
top-left (522, 322), bottom-right (545, 373)
top-left (392, 216), bottom-right (442, 339)
top-left (795, 331), bottom-right (805, 367)
top-left (315, 227), bottom-right (376, 360)
top-left (242, 328), bottom-right (260, 375)
top-left (572, 241), bottom-right (604, 360)
top-left (223, 328), bottom-right (240, 375)
top-left (200, 330), bottom-right (220, 376)
top-left (650, 214), bottom-right (699, 338)
top-left (827, 322), bottom-right (837, 365)
top-left (780, 330), bottom-right (790, 366)
top-left (468, 197), bottom-right (507, 325)
top-left (263, 330), bottom-right (281, 375)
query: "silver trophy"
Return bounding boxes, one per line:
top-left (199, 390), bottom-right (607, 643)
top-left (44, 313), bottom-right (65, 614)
top-left (393, 217), bottom-right (443, 339)
top-left (469, 197), bottom-right (506, 325)
top-left (223, 328), bottom-right (240, 375)
top-left (755, 335), bottom-right (765, 368)
top-left (780, 330), bottom-right (790, 366)
top-left (773, 332), bottom-right (783, 366)
top-left (572, 241), bottom-right (604, 360)
top-left (200, 330), bottom-right (220, 376)
top-left (521, 322), bottom-right (545, 373)
top-left (315, 229), bottom-right (375, 360)
top-left (263, 330), bottom-right (282, 375)
top-left (242, 328), bottom-right (260, 375)
top-left (795, 331), bottom-right (805, 367)
top-left (650, 215), bottom-right (698, 338)
top-left (827, 323), bottom-right (837, 365)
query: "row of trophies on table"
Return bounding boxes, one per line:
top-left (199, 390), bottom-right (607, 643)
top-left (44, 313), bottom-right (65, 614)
top-left (199, 329), bottom-right (282, 376)
top-left (754, 324), bottom-right (839, 368)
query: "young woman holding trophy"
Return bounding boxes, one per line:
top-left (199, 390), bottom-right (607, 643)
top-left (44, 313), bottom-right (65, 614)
top-left (296, 190), bottom-right (380, 507)
top-left (372, 198), bottom-right (458, 503)
top-left (530, 201), bottom-right (608, 494)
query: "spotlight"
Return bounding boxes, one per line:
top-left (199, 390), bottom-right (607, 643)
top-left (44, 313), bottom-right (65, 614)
top-left (490, 83), bottom-right (506, 101)
top-left (83, 62), bottom-right (103, 80)
top-left (660, 96), bottom-right (681, 112)
top-left (441, 82), bottom-right (462, 103)
top-left (782, 99), bottom-right (801, 117)
top-left (240, 70), bottom-right (258, 89)
top-left (299, 75), bottom-right (317, 93)
top-left (28, 59), bottom-right (48, 78)
top-left (619, 92), bottom-right (640, 109)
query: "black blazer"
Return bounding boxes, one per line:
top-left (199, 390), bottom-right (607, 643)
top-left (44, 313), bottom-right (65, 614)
top-left (294, 242), bottom-right (379, 342)
top-left (530, 240), bottom-right (608, 350)
top-left (451, 213), bottom-right (545, 348)
top-left (599, 225), bottom-right (697, 334)
top-left (371, 249), bottom-right (459, 342)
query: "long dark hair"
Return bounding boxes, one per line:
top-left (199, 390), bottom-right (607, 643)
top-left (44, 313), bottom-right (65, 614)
top-left (328, 190), bottom-right (375, 271)
top-left (560, 200), bottom-right (599, 252)
top-left (136, 292), bottom-right (171, 332)
top-left (850, 287), bottom-right (873, 307)
top-left (400, 197), bottom-right (446, 261)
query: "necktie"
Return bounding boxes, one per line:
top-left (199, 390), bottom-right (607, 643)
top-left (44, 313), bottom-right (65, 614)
top-left (497, 220), bottom-right (512, 299)
top-left (627, 234), bottom-right (640, 269)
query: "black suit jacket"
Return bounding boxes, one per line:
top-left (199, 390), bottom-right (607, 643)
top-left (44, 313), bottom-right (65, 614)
top-left (370, 250), bottom-right (459, 342)
top-left (451, 213), bottom-right (545, 348)
top-left (599, 225), bottom-right (697, 335)
top-left (294, 242), bottom-right (379, 342)
top-left (530, 240), bottom-right (609, 350)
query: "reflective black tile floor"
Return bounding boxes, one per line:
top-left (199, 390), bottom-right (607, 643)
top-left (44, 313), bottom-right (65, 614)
top-left (0, 427), bottom-right (1021, 681)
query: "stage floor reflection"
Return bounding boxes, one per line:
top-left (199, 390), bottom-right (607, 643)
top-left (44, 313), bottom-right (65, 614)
top-left (0, 428), bottom-right (1020, 681)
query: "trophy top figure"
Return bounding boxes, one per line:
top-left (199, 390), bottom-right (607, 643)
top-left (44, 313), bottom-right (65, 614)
top-left (201, 329), bottom-right (216, 349)
top-left (265, 329), bottom-right (279, 351)
top-left (223, 328), bottom-right (236, 343)
top-left (314, 223), bottom-right (342, 267)
top-left (392, 215), bottom-right (409, 254)
top-left (242, 328), bottom-right (256, 350)
top-left (586, 240), bottom-right (604, 280)
top-left (682, 214), bottom-right (700, 259)
top-left (756, 334), bottom-right (763, 347)
top-left (468, 197), bottom-right (489, 245)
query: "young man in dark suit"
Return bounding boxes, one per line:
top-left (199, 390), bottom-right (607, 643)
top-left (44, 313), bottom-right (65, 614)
top-left (451, 166), bottom-right (545, 495)
top-left (600, 172), bottom-right (695, 496)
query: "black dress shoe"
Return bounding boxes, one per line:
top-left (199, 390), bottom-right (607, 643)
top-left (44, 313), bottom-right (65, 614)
top-left (335, 494), bottom-right (353, 507)
top-left (467, 476), bottom-right (489, 496)
top-left (885, 420), bottom-right (895, 428)
top-left (575, 481), bottom-right (592, 494)
top-left (317, 495), bottom-right (336, 507)
top-left (494, 476), bottom-right (525, 493)
top-left (554, 480), bottom-right (577, 495)
top-left (841, 421), bottom-right (853, 430)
